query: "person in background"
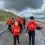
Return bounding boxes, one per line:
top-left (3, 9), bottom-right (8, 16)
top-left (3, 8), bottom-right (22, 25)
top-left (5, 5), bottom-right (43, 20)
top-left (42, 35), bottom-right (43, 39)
top-left (12, 21), bottom-right (21, 45)
top-left (12, 17), bottom-right (17, 26)
top-left (7, 18), bottom-right (12, 32)
top-left (12, 17), bottom-right (15, 25)
top-left (17, 17), bottom-right (23, 33)
top-left (26, 16), bottom-right (43, 45)
top-left (22, 18), bottom-right (26, 29)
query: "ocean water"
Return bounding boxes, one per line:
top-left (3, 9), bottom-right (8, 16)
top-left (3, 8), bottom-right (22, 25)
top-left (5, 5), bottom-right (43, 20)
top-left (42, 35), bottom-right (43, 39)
top-left (27, 17), bottom-right (45, 22)
top-left (35, 19), bottom-right (45, 22)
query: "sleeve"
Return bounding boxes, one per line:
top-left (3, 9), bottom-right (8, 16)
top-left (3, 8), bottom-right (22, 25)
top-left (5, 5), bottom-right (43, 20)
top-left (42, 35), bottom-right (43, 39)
top-left (12, 26), bottom-right (14, 32)
top-left (35, 22), bottom-right (41, 30)
top-left (27, 22), bottom-right (30, 27)
top-left (18, 26), bottom-right (21, 32)
top-left (26, 27), bottom-right (28, 33)
top-left (19, 27), bottom-right (21, 31)
top-left (26, 22), bottom-right (29, 33)
top-left (35, 22), bottom-right (38, 27)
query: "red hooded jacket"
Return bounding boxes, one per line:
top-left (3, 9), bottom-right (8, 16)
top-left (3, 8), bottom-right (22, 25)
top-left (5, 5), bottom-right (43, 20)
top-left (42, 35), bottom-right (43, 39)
top-left (12, 26), bottom-right (20, 36)
top-left (7, 19), bottom-right (12, 25)
top-left (17, 18), bottom-right (23, 25)
top-left (27, 21), bottom-right (38, 31)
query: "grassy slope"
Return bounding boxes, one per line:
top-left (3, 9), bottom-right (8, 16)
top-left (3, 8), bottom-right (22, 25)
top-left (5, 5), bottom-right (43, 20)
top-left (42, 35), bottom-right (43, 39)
top-left (0, 10), bottom-right (18, 22)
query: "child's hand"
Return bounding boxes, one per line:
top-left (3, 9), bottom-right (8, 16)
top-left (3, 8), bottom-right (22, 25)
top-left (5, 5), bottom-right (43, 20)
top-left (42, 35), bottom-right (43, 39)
top-left (39, 24), bottom-right (43, 29)
top-left (37, 24), bottom-right (43, 30)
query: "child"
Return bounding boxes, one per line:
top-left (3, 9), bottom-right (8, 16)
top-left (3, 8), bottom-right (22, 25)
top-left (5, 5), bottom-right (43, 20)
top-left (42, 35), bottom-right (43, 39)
top-left (7, 18), bottom-right (12, 32)
top-left (26, 16), bottom-right (42, 45)
top-left (17, 17), bottom-right (23, 33)
top-left (12, 21), bottom-right (21, 45)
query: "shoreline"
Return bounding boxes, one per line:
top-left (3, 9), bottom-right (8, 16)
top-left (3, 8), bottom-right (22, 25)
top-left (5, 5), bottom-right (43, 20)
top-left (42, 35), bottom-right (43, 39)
top-left (27, 18), bottom-right (45, 24)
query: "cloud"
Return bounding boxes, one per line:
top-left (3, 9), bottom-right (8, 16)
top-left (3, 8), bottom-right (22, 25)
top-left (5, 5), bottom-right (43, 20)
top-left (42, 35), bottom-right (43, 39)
top-left (0, 0), bottom-right (45, 18)
top-left (4, 0), bottom-right (43, 11)
top-left (4, 0), bottom-right (45, 18)
top-left (29, 0), bottom-right (45, 15)
top-left (17, 0), bottom-right (45, 17)
top-left (0, 1), bottom-right (4, 10)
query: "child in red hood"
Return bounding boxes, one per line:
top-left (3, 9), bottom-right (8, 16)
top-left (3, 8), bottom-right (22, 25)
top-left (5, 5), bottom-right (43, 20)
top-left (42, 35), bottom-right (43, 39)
top-left (12, 21), bottom-right (20, 45)
top-left (7, 18), bottom-right (12, 32)
top-left (17, 17), bottom-right (24, 33)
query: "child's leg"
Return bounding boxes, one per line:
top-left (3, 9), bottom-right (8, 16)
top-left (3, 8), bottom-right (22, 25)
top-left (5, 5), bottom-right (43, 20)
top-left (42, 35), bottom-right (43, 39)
top-left (17, 35), bottom-right (19, 43)
top-left (20, 24), bottom-right (23, 33)
top-left (32, 31), bottom-right (35, 45)
top-left (14, 36), bottom-right (16, 45)
top-left (8, 25), bottom-right (11, 32)
top-left (28, 31), bottom-right (31, 45)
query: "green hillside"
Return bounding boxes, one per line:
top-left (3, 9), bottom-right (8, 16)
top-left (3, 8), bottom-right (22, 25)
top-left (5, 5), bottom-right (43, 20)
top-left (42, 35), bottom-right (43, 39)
top-left (0, 10), bottom-right (18, 22)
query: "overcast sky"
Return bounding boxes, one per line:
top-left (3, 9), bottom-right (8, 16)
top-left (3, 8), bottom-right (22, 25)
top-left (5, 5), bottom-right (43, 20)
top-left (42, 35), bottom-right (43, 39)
top-left (0, 0), bottom-right (45, 17)
top-left (0, 0), bottom-right (43, 10)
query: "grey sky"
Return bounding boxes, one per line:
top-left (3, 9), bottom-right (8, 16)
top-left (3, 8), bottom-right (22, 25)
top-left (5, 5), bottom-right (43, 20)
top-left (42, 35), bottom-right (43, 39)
top-left (0, 0), bottom-right (43, 11)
